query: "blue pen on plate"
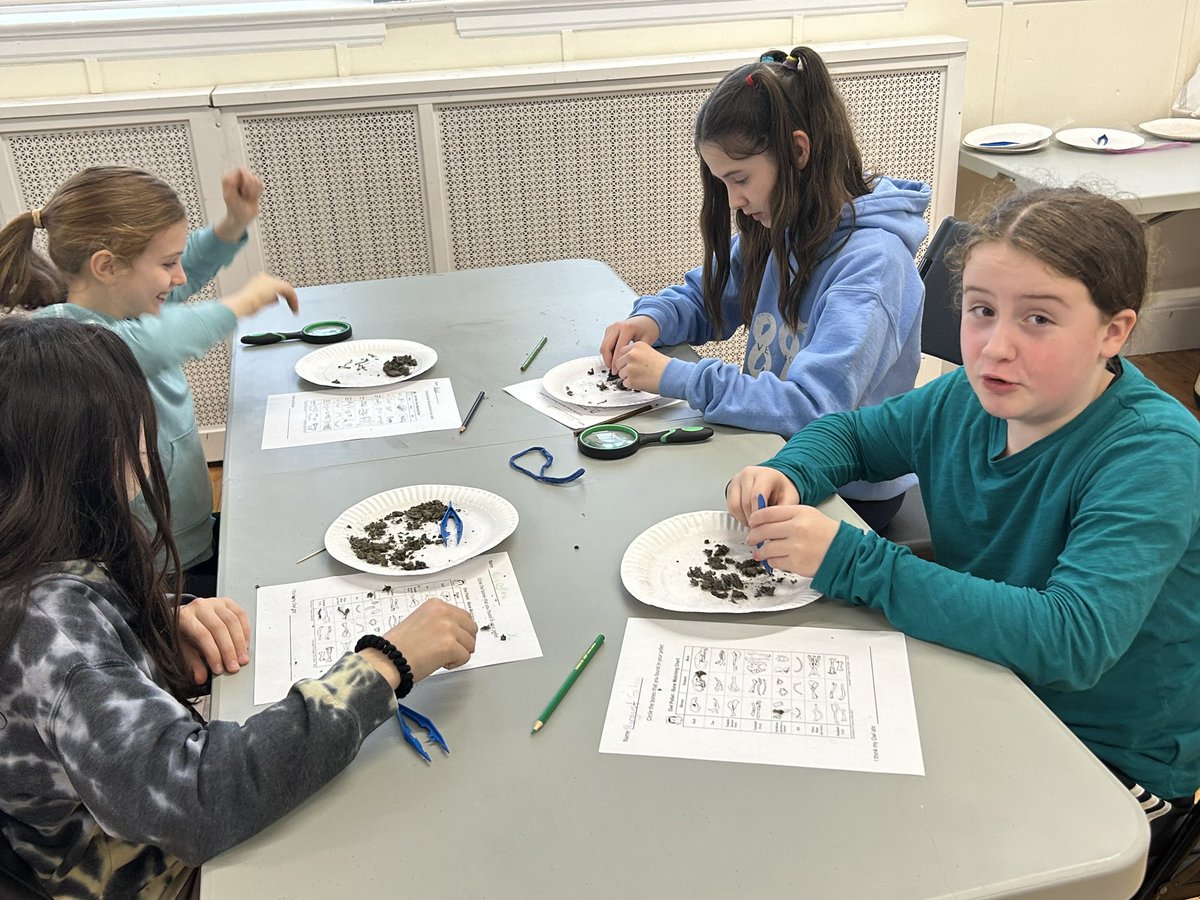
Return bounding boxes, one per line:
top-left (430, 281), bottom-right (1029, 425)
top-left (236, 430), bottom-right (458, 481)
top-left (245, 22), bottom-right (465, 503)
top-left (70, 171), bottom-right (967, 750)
top-left (756, 494), bottom-right (774, 575)
top-left (979, 140), bottom-right (1019, 147)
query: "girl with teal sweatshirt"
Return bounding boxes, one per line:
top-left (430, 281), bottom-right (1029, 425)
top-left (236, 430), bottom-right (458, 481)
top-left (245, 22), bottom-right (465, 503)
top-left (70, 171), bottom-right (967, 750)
top-left (727, 188), bottom-right (1200, 877)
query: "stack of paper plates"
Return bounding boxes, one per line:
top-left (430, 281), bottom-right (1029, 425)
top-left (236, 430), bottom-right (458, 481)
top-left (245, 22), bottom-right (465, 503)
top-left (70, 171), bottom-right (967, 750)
top-left (1138, 118), bottom-right (1200, 141)
top-left (962, 123), bottom-right (1053, 154)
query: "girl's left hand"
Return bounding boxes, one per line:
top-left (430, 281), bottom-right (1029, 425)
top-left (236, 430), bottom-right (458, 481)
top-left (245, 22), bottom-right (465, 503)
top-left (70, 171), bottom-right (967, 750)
top-left (215, 168), bottom-right (265, 241)
top-left (178, 596), bottom-right (252, 685)
top-left (613, 341), bottom-right (670, 393)
top-left (746, 504), bottom-right (841, 578)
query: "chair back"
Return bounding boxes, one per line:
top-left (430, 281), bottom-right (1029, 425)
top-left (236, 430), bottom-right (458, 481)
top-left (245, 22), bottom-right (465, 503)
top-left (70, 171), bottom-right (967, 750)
top-left (918, 217), bottom-right (971, 366)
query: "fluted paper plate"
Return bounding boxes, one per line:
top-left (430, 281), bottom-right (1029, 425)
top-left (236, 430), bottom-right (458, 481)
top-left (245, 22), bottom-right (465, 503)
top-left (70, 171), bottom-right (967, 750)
top-left (325, 485), bottom-right (518, 576)
top-left (541, 355), bottom-right (659, 411)
top-left (296, 339), bottom-right (437, 388)
top-left (620, 510), bottom-right (821, 614)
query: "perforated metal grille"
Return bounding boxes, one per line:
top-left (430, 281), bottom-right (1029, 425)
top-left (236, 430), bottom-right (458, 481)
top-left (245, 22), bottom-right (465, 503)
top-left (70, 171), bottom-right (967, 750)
top-left (240, 110), bottom-right (431, 287)
top-left (438, 89), bottom-right (709, 296)
top-left (839, 68), bottom-right (942, 220)
top-left (5, 124), bottom-right (231, 430)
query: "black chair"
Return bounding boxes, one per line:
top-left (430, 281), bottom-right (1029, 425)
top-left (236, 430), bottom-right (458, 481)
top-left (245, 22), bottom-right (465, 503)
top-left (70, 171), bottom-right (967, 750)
top-left (915, 216), bottom-right (970, 367)
top-left (1133, 803), bottom-right (1200, 900)
top-left (879, 217), bottom-right (971, 555)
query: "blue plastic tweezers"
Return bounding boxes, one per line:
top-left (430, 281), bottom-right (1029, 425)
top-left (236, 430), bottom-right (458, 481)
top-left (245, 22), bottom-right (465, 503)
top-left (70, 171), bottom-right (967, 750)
top-left (395, 703), bottom-right (449, 763)
top-left (439, 502), bottom-right (463, 545)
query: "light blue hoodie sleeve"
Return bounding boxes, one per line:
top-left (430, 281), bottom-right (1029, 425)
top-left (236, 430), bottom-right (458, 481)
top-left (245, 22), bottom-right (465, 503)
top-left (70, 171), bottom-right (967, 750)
top-left (629, 244), bottom-right (744, 345)
top-left (657, 235), bottom-right (920, 438)
top-left (168, 225), bottom-right (248, 305)
top-left (628, 178), bottom-right (929, 452)
top-left (101, 303), bottom-right (237, 375)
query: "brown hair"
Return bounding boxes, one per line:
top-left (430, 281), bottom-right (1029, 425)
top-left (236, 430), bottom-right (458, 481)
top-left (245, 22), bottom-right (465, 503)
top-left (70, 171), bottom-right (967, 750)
top-left (695, 46), bottom-right (873, 333)
top-left (0, 317), bottom-right (195, 704)
top-left (0, 166), bottom-right (186, 311)
top-left (950, 186), bottom-right (1148, 319)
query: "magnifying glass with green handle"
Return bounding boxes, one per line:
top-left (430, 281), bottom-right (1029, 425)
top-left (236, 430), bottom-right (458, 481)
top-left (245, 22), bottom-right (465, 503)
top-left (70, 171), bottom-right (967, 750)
top-left (577, 423), bottom-right (714, 460)
top-left (240, 320), bottom-right (352, 346)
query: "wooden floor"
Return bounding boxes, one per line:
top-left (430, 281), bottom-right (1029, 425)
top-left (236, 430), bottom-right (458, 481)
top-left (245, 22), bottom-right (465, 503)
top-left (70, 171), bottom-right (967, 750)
top-left (1128, 349), bottom-right (1200, 423)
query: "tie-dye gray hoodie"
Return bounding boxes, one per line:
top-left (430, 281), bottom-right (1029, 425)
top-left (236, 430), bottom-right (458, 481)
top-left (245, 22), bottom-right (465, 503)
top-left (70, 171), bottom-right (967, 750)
top-left (0, 560), bottom-right (395, 899)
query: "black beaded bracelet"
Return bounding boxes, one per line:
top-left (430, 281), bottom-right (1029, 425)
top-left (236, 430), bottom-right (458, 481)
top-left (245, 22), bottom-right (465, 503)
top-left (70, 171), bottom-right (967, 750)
top-left (354, 634), bottom-right (414, 699)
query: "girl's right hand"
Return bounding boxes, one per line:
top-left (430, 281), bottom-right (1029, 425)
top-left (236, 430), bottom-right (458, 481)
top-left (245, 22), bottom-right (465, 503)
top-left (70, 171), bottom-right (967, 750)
top-left (363, 598), bottom-right (478, 688)
top-left (726, 465), bottom-right (800, 527)
top-left (600, 315), bottom-right (660, 368)
top-left (223, 272), bottom-right (300, 318)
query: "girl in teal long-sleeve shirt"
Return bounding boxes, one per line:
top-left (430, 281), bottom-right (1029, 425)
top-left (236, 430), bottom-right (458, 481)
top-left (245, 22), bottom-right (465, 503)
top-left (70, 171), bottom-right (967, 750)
top-left (726, 187), bottom-right (1200, 874)
top-left (0, 166), bottom-right (299, 590)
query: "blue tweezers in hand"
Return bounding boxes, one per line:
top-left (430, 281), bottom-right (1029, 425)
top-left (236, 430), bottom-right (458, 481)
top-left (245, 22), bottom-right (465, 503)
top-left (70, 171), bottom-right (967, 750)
top-left (440, 502), bottom-right (463, 545)
top-left (395, 703), bottom-right (449, 763)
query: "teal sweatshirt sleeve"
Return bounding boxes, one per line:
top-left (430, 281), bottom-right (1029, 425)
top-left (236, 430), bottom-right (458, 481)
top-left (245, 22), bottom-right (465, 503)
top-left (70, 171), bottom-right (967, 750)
top-left (762, 370), bottom-right (1200, 693)
top-left (812, 424), bottom-right (1199, 692)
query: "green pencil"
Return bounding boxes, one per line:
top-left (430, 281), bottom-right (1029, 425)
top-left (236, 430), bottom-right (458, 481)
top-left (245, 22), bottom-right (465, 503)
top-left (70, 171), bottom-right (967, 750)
top-left (519, 335), bottom-right (548, 372)
top-left (531, 634), bottom-right (605, 733)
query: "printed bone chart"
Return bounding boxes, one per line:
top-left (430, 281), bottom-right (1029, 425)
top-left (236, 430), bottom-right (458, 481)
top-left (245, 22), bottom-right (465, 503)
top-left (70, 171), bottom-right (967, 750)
top-left (253, 552), bottom-right (540, 705)
top-left (261, 378), bottom-right (460, 449)
top-left (600, 618), bottom-right (924, 775)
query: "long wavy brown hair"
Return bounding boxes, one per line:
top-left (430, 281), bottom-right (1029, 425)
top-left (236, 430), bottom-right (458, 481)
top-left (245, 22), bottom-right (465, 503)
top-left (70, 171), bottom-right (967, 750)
top-left (695, 46), bottom-right (873, 335)
top-left (0, 317), bottom-right (195, 704)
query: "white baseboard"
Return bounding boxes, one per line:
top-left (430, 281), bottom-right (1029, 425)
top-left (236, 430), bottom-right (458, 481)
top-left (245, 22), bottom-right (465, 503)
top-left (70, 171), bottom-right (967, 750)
top-left (1125, 287), bottom-right (1200, 355)
top-left (200, 426), bottom-right (226, 464)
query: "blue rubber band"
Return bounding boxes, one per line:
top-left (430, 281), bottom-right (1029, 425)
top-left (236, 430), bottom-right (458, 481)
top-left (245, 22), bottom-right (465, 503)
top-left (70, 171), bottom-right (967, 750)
top-left (508, 446), bottom-right (585, 485)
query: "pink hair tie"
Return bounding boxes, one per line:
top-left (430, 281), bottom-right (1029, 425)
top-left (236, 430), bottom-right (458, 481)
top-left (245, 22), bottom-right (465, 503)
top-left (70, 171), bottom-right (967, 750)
top-left (745, 73), bottom-right (755, 87)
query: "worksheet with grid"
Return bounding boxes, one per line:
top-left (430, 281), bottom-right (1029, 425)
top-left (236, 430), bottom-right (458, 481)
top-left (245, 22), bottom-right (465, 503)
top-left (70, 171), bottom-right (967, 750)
top-left (600, 618), bottom-right (923, 775)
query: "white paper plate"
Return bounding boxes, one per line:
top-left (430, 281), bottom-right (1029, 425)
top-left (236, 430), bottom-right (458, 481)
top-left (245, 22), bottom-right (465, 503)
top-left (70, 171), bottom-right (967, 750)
top-left (325, 485), bottom-right (518, 576)
top-left (296, 339), bottom-right (437, 388)
top-left (541, 355), bottom-right (660, 410)
top-left (1138, 118), bottom-right (1200, 141)
top-left (620, 511), bottom-right (821, 614)
top-left (1054, 127), bottom-right (1145, 152)
top-left (962, 123), bottom-right (1052, 151)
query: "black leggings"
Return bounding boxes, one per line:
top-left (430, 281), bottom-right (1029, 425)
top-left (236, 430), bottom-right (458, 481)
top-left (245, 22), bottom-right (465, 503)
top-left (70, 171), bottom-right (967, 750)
top-left (182, 513), bottom-right (221, 598)
top-left (843, 492), bottom-right (906, 533)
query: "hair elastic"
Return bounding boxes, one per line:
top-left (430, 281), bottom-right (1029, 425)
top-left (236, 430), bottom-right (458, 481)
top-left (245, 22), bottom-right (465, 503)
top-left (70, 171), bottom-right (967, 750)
top-left (355, 634), bottom-right (414, 698)
top-left (30, 209), bottom-right (43, 229)
top-left (745, 73), bottom-right (756, 87)
top-left (782, 54), bottom-right (800, 71)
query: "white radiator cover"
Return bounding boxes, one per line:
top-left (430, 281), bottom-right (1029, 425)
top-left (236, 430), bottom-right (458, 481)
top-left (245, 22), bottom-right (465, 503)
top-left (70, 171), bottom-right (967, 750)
top-left (0, 37), bottom-right (966, 460)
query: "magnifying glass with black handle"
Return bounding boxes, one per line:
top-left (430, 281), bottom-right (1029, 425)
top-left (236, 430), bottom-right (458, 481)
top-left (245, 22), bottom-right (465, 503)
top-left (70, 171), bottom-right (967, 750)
top-left (240, 320), bottom-right (352, 346)
top-left (577, 423), bottom-right (714, 460)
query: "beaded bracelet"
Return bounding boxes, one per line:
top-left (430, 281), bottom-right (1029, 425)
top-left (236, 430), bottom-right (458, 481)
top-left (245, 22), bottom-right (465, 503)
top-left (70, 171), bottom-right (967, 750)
top-left (354, 634), bottom-right (414, 699)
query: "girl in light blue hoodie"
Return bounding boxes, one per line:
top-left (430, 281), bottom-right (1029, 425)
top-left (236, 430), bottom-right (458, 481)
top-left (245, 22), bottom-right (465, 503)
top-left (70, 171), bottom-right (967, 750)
top-left (0, 166), bottom-right (298, 593)
top-left (601, 47), bottom-right (930, 530)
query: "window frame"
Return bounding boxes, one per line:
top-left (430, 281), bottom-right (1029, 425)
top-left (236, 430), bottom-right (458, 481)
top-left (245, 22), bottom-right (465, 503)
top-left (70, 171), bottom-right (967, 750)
top-left (0, 0), bottom-right (907, 63)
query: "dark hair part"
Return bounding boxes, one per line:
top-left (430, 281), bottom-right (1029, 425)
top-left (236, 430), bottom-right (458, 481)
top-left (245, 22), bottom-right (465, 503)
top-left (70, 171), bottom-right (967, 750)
top-left (695, 46), bottom-right (873, 333)
top-left (0, 166), bottom-right (186, 311)
top-left (0, 317), bottom-right (195, 703)
top-left (949, 186), bottom-right (1148, 319)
